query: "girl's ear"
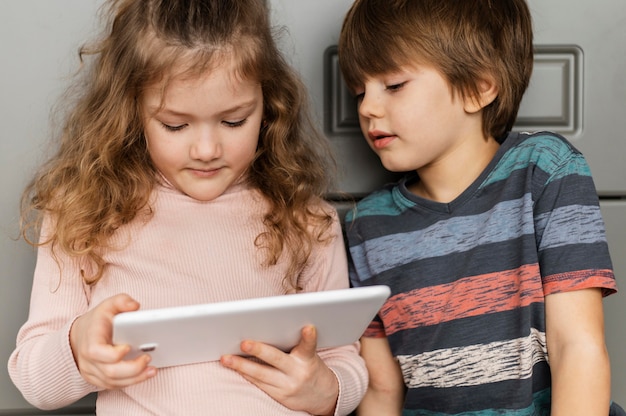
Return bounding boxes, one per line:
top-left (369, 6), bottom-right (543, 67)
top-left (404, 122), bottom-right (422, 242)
top-left (464, 75), bottom-right (498, 114)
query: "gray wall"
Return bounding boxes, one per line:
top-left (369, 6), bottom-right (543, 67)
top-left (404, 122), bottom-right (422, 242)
top-left (0, 2), bottom-right (100, 413)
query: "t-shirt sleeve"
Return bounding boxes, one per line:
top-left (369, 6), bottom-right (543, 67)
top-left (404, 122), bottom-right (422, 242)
top-left (532, 137), bottom-right (617, 297)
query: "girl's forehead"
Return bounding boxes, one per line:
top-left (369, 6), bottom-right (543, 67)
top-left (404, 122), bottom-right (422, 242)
top-left (151, 53), bottom-right (253, 88)
top-left (142, 60), bottom-right (262, 112)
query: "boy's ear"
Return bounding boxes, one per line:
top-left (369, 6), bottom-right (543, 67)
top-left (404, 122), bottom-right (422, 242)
top-left (464, 75), bottom-right (498, 114)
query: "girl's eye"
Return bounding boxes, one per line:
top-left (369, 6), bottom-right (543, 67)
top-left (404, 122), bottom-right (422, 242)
top-left (223, 119), bottom-right (247, 128)
top-left (354, 92), bottom-right (365, 102)
top-left (161, 123), bottom-right (187, 132)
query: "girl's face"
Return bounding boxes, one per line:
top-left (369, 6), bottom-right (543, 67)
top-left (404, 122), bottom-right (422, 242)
top-left (142, 60), bottom-right (263, 201)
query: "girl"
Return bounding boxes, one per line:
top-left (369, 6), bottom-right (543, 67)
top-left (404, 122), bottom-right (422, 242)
top-left (8, 0), bottom-right (367, 415)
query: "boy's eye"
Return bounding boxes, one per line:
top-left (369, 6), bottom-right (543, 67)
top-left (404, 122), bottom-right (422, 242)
top-left (223, 119), bottom-right (247, 128)
top-left (386, 82), bottom-right (406, 92)
top-left (161, 123), bottom-right (187, 132)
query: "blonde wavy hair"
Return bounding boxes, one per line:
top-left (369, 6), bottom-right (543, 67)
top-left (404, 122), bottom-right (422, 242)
top-left (21, 0), bottom-right (336, 288)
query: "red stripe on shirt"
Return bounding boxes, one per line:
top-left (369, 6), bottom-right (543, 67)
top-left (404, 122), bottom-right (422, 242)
top-left (379, 264), bottom-right (545, 336)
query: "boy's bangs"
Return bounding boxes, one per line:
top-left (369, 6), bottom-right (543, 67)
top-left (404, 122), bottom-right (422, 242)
top-left (339, 5), bottom-right (407, 91)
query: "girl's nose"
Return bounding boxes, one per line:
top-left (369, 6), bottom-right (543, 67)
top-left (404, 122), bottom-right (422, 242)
top-left (190, 129), bottom-right (222, 161)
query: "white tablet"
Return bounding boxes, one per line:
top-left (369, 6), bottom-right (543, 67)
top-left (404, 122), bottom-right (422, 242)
top-left (112, 285), bottom-right (390, 368)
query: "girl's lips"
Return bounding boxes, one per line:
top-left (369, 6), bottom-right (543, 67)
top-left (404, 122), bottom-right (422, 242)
top-left (188, 167), bottom-right (222, 177)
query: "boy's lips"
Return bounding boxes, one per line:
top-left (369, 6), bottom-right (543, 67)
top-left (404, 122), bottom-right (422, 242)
top-left (368, 130), bottom-right (396, 149)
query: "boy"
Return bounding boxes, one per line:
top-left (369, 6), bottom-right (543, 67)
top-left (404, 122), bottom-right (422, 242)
top-left (338, 0), bottom-right (621, 414)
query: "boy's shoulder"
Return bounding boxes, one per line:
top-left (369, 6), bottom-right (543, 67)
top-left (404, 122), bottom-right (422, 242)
top-left (494, 130), bottom-right (585, 170)
top-left (506, 130), bottom-right (582, 157)
top-left (485, 130), bottom-right (592, 191)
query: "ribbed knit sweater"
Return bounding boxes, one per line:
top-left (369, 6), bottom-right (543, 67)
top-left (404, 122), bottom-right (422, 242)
top-left (9, 180), bottom-right (367, 415)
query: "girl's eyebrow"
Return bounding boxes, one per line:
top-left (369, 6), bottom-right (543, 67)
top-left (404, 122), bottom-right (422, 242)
top-left (151, 99), bottom-right (259, 118)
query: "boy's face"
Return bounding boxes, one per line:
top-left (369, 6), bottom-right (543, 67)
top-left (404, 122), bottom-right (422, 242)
top-left (354, 64), bottom-right (486, 174)
top-left (141, 60), bottom-right (263, 201)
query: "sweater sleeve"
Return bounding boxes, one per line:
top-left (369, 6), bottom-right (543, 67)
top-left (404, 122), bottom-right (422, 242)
top-left (300, 209), bottom-right (368, 416)
top-left (7, 217), bottom-right (99, 410)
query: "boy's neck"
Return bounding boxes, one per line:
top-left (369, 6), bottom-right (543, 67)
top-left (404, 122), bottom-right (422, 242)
top-left (408, 135), bottom-right (500, 203)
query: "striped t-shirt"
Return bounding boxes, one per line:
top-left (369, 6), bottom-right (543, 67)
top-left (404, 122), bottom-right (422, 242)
top-left (345, 131), bottom-right (617, 415)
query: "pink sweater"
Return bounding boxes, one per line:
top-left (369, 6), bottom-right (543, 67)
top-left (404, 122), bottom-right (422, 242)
top-left (8, 181), bottom-right (367, 415)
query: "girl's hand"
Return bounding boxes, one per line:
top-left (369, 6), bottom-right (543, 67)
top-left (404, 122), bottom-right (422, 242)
top-left (69, 294), bottom-right (157, 389)
top-left (220, 325), bottom-right (339, 416)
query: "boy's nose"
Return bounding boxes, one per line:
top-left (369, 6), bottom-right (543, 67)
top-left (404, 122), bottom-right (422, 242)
top-left (358, 92), bottom-right (383, 119)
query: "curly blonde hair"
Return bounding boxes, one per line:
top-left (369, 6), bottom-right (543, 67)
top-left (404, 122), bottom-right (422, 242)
top-left (21, 0), bottom-right (336, 288)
